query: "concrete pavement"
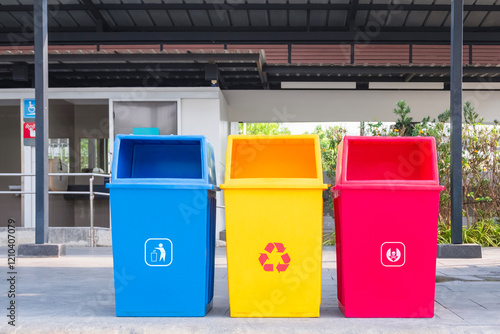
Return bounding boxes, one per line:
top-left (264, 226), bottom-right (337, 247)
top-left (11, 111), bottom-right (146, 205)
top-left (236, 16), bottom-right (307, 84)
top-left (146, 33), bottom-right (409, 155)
top-left (1, 246), bottom-right (500, 333)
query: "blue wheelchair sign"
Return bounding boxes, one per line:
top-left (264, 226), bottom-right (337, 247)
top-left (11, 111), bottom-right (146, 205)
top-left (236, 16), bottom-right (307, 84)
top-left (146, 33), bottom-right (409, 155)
top-left (23, 99), bottom-right (36, 118)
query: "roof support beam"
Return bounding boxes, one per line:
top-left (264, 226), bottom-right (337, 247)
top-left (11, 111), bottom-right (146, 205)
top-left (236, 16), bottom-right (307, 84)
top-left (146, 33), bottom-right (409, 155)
top-left (0, 53), bottom-right (261, 63)
top-left (450, 0), bottom-right (464, 245)
top-left (47, 63), bottom-right (257, 70)
top-left (348, 0), bottom-right (360, 29)
top-left (34, 0), bottom-right (49, 244)
top-left (1, 4), bottom-right (500, 11)
top-left (81, 0), bottom-right (109, 32)
top-left (1, 31), bottom-right (499, 44)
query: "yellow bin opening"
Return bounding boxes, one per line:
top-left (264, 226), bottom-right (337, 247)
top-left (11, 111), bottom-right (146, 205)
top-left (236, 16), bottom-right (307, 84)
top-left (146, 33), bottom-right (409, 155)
top-left (221, 135), bottom-right (327, 317)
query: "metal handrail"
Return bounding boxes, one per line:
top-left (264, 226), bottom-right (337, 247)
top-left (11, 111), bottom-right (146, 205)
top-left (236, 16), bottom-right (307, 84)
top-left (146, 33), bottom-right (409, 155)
top-left (0, 172), bottom-right (111, 247)
top-left (0, 173), bottom-right (110, 177)
top-left (1, 173), bottom-right (225, 246)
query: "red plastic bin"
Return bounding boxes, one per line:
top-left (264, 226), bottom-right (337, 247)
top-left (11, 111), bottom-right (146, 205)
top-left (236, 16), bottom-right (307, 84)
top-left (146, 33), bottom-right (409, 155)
top-left (332, 136), bottom-right (444, 318)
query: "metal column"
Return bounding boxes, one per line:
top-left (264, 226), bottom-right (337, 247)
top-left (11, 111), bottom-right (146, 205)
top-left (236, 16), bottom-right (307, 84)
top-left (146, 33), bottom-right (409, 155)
top-left (34, 0), bottom-right (49, 244)
top-left (450, 0), bottom-right (463, 244)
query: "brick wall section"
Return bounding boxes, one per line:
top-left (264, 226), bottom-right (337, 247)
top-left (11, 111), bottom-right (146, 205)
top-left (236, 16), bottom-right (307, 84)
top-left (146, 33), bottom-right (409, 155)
top-left (291, 44), bottom-right (351, 64)
top-left (2, 44), bottom-right (500, 66)
top-left (412, 45), bottom-right (470, 65)
top-left (471, 45), bottom-right (500, 65)
top-left (227, 44), bottom-right (288, 63)
top-left (354, 44), bottom-right (409, 65)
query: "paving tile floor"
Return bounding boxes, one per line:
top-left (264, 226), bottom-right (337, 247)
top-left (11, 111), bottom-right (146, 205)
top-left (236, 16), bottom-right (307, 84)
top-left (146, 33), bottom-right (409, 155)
top-left (1, 246), bottom-right (499, 333)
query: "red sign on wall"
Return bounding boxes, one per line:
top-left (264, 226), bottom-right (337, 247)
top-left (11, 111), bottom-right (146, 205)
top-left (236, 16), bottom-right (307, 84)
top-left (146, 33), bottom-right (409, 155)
top-left (23, 122), bottom-right (36, 139)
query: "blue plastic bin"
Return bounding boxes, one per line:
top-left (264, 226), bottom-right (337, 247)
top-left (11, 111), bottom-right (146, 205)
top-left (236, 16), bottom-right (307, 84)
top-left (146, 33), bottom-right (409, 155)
top-left (107, 135), bottom-right (217, 317)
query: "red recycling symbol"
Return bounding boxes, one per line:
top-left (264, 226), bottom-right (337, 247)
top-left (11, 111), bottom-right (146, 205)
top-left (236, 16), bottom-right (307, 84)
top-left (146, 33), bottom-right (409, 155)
top-left (259, 242), bottom-right (291, 273)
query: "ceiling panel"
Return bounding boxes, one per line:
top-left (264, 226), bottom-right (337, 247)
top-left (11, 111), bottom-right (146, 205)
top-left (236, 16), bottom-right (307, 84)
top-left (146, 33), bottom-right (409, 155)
top-left (189, 10), bottom-right (211, 26)
top-left (404, 11), bottom-right (427, 27)
top-left (385, 10), bottom-right (408, 27)
top-left (424, 11), bottom-right (448, 27)
top-left (366, 10), bottom-right (389, 26)
top-left (328, 10), bottom-right (347, 27)
top-left (481, 12), bottom-right (500, 26)
top-left (0, 12), bottom-right (23, 28)
top-left (228, 10), bottom-right (249, 26)
top-left (208, 10), bottom-right (231, 27)
top-left (248, 10), bottom-right (268, 26)
top-left (289, 10), bottom-right (307, 26)
top-left (464, 11), bottom-right (488, 27)
top-left (354, 10), bottom-right (369, 26)
top-left (8, 12), bottom-right (33, 29)
top-left (169, 10), bottom-right (192, 26)
top-left (48, 11), bottom-right (62, 28)
top-left (270, 10), bottom-right (288, 27)
top-left (70, 10), bottom-right (97, 27)
top-left (148, 10), bottom-right (173, 27)
top-left (309, 10), bottom-right (327, 27)
top-left (108, 10), bottom-right (135, 27)
top-left (128, 10), bottom-right (154, 26)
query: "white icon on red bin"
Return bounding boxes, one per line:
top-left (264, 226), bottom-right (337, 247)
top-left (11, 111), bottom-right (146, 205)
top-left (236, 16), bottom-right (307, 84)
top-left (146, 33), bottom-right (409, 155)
top-left (381, 242), bottom-right (405, 267)
top-left (386, 248), bottom-right (401, 262)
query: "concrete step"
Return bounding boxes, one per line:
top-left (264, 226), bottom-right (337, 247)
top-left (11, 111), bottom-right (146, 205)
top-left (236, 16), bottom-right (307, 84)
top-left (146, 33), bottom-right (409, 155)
top-left (0, 227), bottom-right (111, 247)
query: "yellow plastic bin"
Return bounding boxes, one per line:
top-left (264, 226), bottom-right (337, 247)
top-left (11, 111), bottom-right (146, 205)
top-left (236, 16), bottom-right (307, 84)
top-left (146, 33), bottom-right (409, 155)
top-left (221, 135), bottom-right (327, 317)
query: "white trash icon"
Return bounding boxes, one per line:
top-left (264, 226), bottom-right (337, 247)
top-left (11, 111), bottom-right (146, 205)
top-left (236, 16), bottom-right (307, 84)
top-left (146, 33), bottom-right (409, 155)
top-left (144, 238), bottom-right (173, 267)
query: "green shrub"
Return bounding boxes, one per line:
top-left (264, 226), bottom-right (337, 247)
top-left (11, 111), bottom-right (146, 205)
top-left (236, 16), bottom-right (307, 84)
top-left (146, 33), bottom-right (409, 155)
top-left (308, 125), bottom-right (346, 212)
top-left (323, 231), bottom-right (336, 246)
top-left (438, 220), bottom-right (500, 247)
top-left (323, 100), bottom-right (499, 246)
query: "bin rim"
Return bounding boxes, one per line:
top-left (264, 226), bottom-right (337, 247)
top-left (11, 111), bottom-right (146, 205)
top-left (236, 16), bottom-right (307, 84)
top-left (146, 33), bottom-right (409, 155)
top-left (223, 134), bottom-right (328, 189)
top-left (109, 134), bottom-right (217, 188)
top-left (221, 178), bottom-right (328, 189)
top-left (333, 183), bottom-right (445, 191)
top-left (107, 182), bottom-right (217, 190)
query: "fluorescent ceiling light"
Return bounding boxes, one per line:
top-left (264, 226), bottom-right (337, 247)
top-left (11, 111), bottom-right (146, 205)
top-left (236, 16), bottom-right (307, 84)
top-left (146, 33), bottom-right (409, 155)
top-left (369, 82), bottom-right (444, 90)
top-left (281, 82), bottom-right (356, 89)
top-left (463, 82), bottom-right (500, 90)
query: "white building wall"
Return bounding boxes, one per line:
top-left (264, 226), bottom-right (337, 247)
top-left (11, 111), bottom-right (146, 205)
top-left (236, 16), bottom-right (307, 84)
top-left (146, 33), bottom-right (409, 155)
top-left (180, 96), bottom-right (227, 239)
top-left (218, 93), bottom-right (229, 238)
top-left (224, 90), bottom-right (500, 123)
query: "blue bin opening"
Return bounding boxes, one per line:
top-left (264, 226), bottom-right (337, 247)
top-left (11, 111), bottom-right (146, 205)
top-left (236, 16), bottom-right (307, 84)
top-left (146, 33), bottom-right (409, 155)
top-left (116, 138), bottom-right (202, 179)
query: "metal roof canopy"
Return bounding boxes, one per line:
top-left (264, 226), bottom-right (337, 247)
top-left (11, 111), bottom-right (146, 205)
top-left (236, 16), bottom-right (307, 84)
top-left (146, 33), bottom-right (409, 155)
top-left (1, 1), bottom-right (500, 89)
top-left (0, 1), bottom-right (499, 43)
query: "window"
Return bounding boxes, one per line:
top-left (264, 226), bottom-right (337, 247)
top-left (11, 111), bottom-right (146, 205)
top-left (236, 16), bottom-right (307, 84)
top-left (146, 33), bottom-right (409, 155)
top-left (49, 138), bottom-right (70, 168)
top-left (80, 138), bottom-right (109, 173)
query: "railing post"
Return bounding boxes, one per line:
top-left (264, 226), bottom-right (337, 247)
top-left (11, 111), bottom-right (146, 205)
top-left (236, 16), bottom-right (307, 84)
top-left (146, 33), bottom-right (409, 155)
top-left (1, 173), bottom-right (109, 247)
top-left (89, 175), bottom-right (95, 247)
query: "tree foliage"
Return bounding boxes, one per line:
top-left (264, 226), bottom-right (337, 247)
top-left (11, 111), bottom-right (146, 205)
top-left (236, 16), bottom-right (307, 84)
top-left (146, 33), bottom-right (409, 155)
top-left (238, 123), bottom-right (291, 135)
top-left (356, 100), bottom-right (499, 226)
